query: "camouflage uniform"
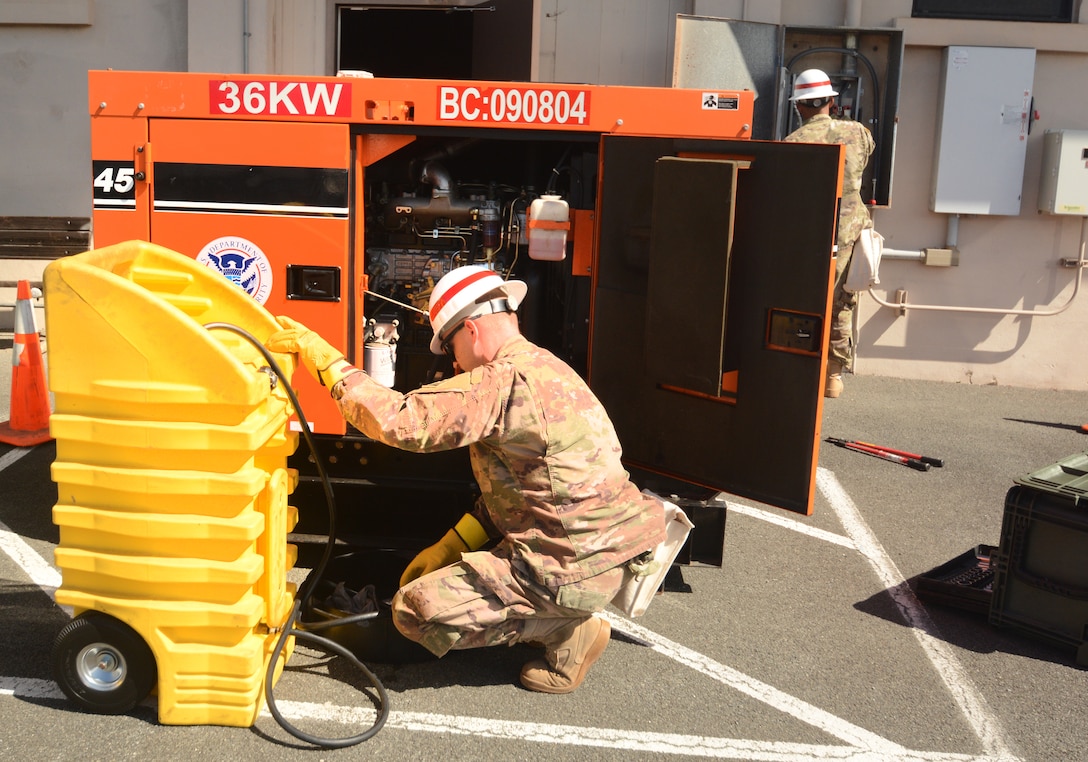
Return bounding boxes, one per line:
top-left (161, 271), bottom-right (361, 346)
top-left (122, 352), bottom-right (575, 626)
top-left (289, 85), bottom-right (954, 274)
top-left (785, 113), bottom-right (875, 371)
top-left (332, 334), bottom-right (667, 657)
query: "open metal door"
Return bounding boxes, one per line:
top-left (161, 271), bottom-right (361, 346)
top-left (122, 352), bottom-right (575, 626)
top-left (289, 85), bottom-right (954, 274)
top-left (673, 15), bottom-right (783, 140)
top-left (674, 14), bottom-right (904, 205)
top-left (590, 136), bottom-right (841, 515)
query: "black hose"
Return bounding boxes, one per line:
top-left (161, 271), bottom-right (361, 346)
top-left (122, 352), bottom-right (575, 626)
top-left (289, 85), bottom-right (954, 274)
top-left (263, 600), bottom-right (389, 747)
top-left (204, 322), bottom-right (389, 747)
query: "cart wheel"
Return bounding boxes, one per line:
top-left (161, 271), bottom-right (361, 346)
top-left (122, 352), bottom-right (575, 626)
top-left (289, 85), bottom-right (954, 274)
top-left (52, 612), bottom-right (156, 714)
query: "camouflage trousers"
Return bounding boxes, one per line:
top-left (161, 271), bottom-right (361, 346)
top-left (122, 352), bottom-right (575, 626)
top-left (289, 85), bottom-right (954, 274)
top-left (392, 550), bottom-right (625, 657)
top-left (830, 236), bottom-right (859, 371)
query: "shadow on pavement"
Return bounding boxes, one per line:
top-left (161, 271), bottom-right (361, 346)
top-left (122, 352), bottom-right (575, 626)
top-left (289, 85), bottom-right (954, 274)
top-left (853, 580), bottom-right (1085, 670)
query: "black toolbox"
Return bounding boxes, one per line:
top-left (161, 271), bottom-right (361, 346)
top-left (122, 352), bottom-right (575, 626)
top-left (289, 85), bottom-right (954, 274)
top-left (989, 453), bottom-right (1088, 666)
top-left (915, 544), bottom-right (995, 615)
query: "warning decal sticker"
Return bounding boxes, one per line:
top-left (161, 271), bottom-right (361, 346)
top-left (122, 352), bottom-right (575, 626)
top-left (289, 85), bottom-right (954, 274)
top-left (702, 93), bottom-right (740, 111)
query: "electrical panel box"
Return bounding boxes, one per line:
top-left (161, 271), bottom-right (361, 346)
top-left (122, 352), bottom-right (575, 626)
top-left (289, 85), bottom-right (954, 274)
top-left (931, 46), bottom-right (1036, 216)
top-left (1038, 129), bottom-right (1088, 216)
top-left (672, 15), bottom-right (903, 208)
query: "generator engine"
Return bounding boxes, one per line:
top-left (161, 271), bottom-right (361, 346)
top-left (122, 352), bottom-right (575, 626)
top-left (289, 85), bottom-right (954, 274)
top-left (359, 136), bottom-right (592, 389)
top-left (365, 161), bottom-right (532, 328)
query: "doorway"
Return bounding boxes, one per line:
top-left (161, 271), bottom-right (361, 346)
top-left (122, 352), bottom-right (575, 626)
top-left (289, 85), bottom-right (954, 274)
top-left (336, 1), bottom-right (533, 81)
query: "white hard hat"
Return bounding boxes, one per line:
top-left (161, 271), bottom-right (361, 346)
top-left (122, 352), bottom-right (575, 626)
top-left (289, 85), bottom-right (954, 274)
top-left (427, 265), bottom-right (527, 354)
top-left (789, 68), bottom-right (838, 102)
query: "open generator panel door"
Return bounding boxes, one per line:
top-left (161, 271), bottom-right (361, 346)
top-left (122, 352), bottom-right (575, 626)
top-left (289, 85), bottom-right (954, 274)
top-left (591, 136), bottom-right (841, 515)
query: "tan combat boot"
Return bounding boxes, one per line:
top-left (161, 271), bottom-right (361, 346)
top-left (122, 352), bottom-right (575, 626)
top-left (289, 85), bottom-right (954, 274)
top-left (518, 615), bottom-right (611, 694)
top-left (825, 360), bottom-right (844, 399)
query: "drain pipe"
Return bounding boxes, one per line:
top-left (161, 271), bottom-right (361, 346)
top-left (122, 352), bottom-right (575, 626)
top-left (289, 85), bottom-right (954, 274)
top-left (870, 216), bottom-right (1087, 317)
top-left (242, 0), bottom-right (250, 74)
top-left (845, 0), bottom-right (862, 27)
top-left (842, 0), bottom-right (859, 89)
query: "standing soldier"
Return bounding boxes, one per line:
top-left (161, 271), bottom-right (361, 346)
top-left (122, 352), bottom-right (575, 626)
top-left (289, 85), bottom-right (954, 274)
top-left (267, 265), bottom-right (666, 694)
top-left (785, 68), bottom-right (875, 399)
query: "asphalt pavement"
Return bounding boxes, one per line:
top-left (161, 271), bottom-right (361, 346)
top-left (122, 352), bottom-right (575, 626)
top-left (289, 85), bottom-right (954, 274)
top-left (1, 339), bottom-right (1086, 761)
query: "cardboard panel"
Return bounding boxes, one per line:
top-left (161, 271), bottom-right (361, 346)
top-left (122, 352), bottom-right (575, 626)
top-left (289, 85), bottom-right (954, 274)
top-left (645, 157), bottom-right (738, 397)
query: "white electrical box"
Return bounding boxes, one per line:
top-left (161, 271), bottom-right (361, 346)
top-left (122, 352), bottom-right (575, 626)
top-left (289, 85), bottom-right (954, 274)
top-left (1038, 129), bottom-right (1088, 215)
top-left (931, 46), bottom-right (1035, 216)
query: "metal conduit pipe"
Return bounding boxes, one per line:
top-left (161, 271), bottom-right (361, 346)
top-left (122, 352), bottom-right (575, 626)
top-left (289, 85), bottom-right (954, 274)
top-left (243, 0), bottom-right (250, 74)
top-left (946, 213), bottom-right (960, 247)
top-left (845, 0), bottom-right (863, 27)
top-left (843, 0), bottom-right (861, 80)
top-left (881, 247), bottom-right (925, 262)
top-left (872, 213), bottom-right (960, 262)
top-left (869, 217), bottom-right (1088, 317)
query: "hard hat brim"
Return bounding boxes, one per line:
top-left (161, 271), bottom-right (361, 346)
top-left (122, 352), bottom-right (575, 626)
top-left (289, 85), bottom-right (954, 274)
top-left (428, 278), bottom-right (527, 354)
top-left (789, 88), bottom-right (838, 102)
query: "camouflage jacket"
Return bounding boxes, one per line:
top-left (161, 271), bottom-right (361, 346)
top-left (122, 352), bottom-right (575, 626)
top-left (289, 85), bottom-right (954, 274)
top-left (785, 113), bottom-right (875, 247)
top-left (334, 334), bottom-right (666, 590)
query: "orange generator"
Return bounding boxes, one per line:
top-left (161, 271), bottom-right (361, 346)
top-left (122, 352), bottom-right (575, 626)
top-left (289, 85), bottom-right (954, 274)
top-left (83, 69), bottom-right (842, 628)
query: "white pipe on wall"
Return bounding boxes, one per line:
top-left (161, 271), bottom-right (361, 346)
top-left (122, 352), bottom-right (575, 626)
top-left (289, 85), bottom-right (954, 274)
top-left (872, 214), bottom-right (960, 262)
top-left (945, 213), bottom-right (959, 248)
top-left (881, 248), bottom-right (925, 262)
top-left (869, 218), bottom-right (1088, 317)
top-left (844, 0), bottom-right (862, 27)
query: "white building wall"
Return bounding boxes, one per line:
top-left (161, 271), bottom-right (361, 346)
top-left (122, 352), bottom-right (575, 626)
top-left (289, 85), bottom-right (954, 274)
top-left (3, 0), bottom-right (1088, 390)
top-left (0, 0), bottom-right (186, 217)
top-left (187, 0), bottom-right (244, 73)
top-left (536, 0), bottom-right (691, 85)
top-left (186, 0), bottom-right (324, 76)
top-left (856, 17), bottom-right (1088, 390)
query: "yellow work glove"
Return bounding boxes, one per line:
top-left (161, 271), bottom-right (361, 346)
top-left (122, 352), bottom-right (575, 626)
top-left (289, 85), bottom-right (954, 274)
top-left (266, 316), bottom-right (354, 388)
top-left (399, 514), bottom-right (489, 587)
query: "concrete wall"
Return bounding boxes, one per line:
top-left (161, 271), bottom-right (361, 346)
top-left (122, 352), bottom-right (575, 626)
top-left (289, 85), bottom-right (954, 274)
top-left (535, 0), bottom-right (691, 85)
top-left (3, 0), bottom-right (1088, 391)
top-left (186, 0), bottom-right (322, 76)
top-left (0, 0), bottom-right (186, 217)
top-left (859, 16), bottom-right (1088, 390)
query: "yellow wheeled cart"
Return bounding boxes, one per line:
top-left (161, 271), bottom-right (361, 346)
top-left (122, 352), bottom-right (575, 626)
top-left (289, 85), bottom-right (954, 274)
top-left (44, 240), bottom-right (300, 726)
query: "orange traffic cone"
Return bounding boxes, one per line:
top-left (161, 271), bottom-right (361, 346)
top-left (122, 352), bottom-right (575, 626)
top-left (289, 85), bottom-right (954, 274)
top-left (0, 280), bottom-right (52, 446)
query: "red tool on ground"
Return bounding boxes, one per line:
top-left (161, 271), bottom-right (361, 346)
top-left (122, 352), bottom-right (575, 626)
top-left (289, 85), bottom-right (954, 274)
top-left (825, 437), bottom-right (939, 472)
top-left (852, 440), bottom-right (944, 468)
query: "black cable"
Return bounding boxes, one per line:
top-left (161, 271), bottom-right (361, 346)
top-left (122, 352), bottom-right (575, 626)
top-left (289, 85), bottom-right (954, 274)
top-left (203, 322), bottom-right (389, 747)
top-left (544, 147), bottom-right (571, 195)
top-left (787, 47), bottom-right (882, 128)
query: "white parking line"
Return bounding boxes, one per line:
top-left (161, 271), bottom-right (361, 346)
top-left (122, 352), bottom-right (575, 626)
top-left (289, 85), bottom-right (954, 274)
top-left (723, 500), bottom-right (856, 549)
top-left (0, 446), bottom-right (34, 473)
top-left (603, 612), bottom-right (911, 754)
top-left (0, 451), bottom-right (1020, 760)
top-left (816, 467), bottom-right (1018, 761)
top-left (0, 677), bottom-right (992, 761)
top-left (272, 700), bottom-right (993, 761)
top-left (0, 518), bottom-right (61, 599)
